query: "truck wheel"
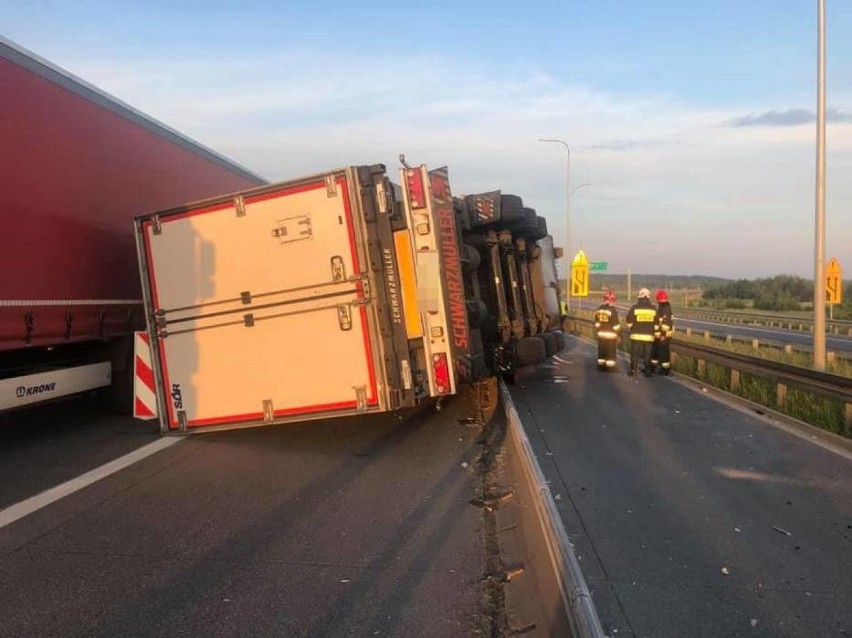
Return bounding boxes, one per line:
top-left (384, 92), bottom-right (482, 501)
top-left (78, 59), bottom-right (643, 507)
top-left (509, 207), bottom-right (537, 236)
top-left (541, 332), bottom-right (558, 358)
top-left (461, 243), bottom-right (482, 271)
top-left (500, 194), bottom-right (525, 222)
top-left (515, 336), bottom-right (546, 368)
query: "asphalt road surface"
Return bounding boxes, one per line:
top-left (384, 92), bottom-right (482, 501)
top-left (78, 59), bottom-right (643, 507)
top-left (509, 336), bottom-right (852, 638)
top-left (676, 316), bottom-right (852, 353)
top-left (0, 395), bottom-right (498, 637)
top-left (576, 299), bottom-right (852, 353)
top-left (0, 398), bottom-right (161, 510)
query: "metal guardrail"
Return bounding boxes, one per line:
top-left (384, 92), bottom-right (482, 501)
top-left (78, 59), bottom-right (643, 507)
top-left (567, 316), bottom-right (852, 435)
top-left (676, 307), bottom-right (852, 335)
top-left (673, 338), bottom-right (852, 405)
top-left (674, 325), bottom-right (852, 364)
top-left (577, 309), bottom-right (852, 362)
top-left (500, 381), bottom-right (608, 638)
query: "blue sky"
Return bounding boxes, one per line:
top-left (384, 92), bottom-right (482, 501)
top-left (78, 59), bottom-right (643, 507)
top-left (3, 1), bottom-right (852, 278)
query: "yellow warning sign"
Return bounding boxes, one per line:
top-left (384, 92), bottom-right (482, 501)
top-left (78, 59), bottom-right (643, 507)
top-left (571, 250), bottom-right (589, 297)
top-left (826, 257), bottom-right (842, 305)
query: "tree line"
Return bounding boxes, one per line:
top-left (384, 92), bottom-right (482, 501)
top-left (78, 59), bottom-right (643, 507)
top-left (701, 275), bottom-right (852, 314)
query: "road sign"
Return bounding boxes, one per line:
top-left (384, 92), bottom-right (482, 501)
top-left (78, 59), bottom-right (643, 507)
top-left (571, 250), bottom-right (589, 297)
top-left (826, 257), bottom-right (842, 305)
top-left (589, 261), bottom-right (608, 272)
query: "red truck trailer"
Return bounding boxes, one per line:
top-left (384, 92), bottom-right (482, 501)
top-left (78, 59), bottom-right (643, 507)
top-left (0, 37), bottom-right (266, 412)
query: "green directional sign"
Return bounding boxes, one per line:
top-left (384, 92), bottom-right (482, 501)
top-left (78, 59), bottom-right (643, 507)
top-left (589, 261), bottom-right (608, 272)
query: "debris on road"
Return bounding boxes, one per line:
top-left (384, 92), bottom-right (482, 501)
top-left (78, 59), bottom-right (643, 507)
top-left (721, 566), bottom-right (731, 575)
top-left (772, 526), bottom-right (792, 536)
top-left (503, 565), bottom-right (525, 582)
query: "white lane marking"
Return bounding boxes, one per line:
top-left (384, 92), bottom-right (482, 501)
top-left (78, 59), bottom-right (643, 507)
top-left (715, 467), bottom-right (801, 485)
top-left (0, 436), bottom-right (183, 529)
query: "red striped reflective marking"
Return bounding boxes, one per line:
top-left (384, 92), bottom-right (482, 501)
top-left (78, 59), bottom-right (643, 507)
top-left (135, 397), bottom-right (155, 417)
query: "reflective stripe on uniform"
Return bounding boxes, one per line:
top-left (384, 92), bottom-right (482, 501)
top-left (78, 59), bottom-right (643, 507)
top-left (597, 331), bottom-right (618, 338)
top-left (633, 308), bottom-right (656, 322)
top-left (630, 334), bottom-right (655, 342)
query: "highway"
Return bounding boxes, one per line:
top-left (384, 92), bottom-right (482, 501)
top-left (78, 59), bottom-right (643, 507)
top-left (4, 336), bottom-right (852, 637)
top-left (509, 335), bottom-right (852, 637)
top-left (578, 299), bottom-right (852, 354)
top-left (0, 394), bottom-right (523, 637)
top-left (676, 316), bottom-right (852, 353)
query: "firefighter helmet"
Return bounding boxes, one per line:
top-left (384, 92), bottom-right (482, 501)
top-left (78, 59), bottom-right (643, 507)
top-left (637, 288), bottom-right (651, 299)
top-left (603, 291), bottom-right (616, 303)
top-left (656, 289), bottom-right (669, 303)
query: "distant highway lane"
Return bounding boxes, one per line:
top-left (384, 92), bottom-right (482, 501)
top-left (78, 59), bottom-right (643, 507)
top-left (676, 316), bottom-right (852, 353)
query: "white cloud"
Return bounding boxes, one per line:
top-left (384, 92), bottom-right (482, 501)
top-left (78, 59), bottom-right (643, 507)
top-left (60, 48), bottom-right (852, 278)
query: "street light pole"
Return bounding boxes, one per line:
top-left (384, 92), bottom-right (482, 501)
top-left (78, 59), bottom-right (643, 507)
top-left (538, 138), bottom-right (572, 312)
top-left (570, 182), bottom-right (592, 250)
top-left (814, 0), bottom-right (827, 370)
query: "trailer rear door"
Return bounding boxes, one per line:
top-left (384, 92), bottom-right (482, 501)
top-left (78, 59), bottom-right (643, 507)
top-left (137, 171), bottom-right (383, 431)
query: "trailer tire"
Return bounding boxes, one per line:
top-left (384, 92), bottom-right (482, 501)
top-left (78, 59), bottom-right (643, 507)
top-left (541, 332), bottom-right (558, 358)
top-left (461, 243), bottom-right (482, 271)
top-left (515, 336), bottom-right (546, 368)
top-left (500, 194), bottom-right (525, 222)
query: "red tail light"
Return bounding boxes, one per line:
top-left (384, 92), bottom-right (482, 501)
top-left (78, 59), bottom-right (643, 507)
top-left (432, 353), bottom-right (451, 395)
top-left (406, 168), bottom-right (427, 209)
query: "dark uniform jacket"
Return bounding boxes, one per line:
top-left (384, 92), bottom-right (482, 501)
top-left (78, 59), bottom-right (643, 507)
top-left (626, 298), bottom-right (658, 342)
top-left (594, 304), bottom-right (620, 338)
top-left (656, 301), bottom-right (674, 338)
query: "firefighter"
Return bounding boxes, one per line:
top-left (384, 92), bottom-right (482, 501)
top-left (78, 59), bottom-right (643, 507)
top-left (651, 289), bottom-right (674, 375)
top-left (594, 291), bottom-right (620, 370)
top-left (625, 288), bottom-right (658, 377)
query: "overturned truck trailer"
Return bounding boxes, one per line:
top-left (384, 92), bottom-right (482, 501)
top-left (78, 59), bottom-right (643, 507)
top-left (135, 162), bottom-right (564, 433)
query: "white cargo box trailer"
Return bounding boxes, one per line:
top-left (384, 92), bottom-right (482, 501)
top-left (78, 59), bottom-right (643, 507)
top-left (135, 164), bottom-right (473, 433)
